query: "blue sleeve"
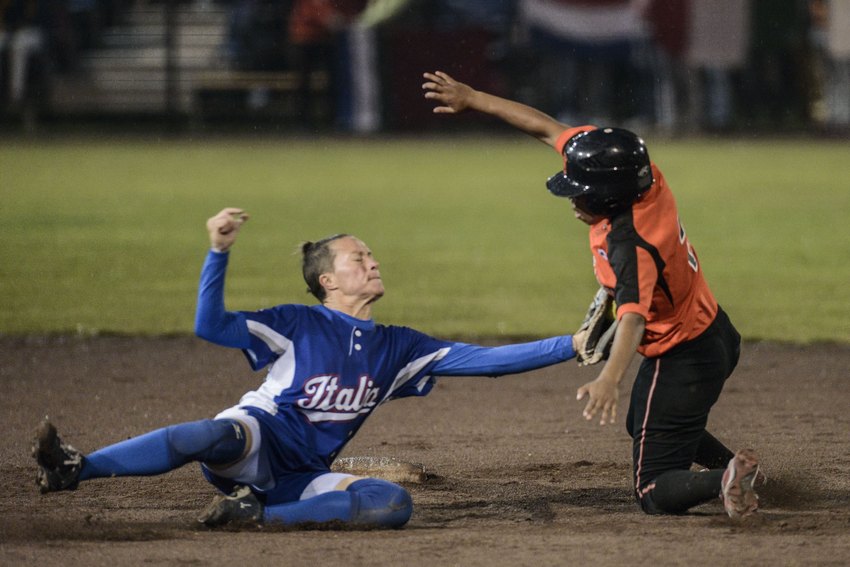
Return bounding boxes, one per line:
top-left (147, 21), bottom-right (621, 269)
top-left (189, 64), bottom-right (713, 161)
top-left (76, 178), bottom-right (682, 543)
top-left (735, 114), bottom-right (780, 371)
top-left (430, 336), bottom-right (575, 377)
top-left (194, 250), bottom-right (251, 349)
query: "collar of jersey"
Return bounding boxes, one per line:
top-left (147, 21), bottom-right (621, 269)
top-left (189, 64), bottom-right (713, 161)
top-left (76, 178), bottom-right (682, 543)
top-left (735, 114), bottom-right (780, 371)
top-left (316, 305), bottom-right (376, 331)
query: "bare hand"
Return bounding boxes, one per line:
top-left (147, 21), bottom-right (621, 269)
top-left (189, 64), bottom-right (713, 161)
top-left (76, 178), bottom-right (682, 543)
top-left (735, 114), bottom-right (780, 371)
top-left (207, 207), bottom-right (249, 252)
top-left (422, 71), bottom-right (474, 114)
top-left (576, 377), bottom-right (619, 426)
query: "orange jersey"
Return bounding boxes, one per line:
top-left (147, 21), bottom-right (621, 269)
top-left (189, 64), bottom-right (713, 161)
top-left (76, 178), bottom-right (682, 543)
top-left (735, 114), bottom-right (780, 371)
top-left (555, 127), bottom-right (718, 357)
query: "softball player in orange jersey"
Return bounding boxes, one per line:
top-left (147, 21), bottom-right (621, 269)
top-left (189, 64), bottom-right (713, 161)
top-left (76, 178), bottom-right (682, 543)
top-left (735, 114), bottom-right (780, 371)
top-left (424, 71), bottom-right (762, 519)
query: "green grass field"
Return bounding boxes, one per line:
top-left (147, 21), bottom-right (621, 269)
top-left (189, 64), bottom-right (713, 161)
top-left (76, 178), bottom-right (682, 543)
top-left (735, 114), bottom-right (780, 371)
top-left (1, 135), bottom-right (848, 342)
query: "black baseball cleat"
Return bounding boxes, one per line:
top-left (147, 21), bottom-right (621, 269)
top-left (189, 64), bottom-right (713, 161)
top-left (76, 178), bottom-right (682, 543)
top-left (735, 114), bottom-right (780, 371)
top-left (32, 419), bottom-right (84, 493)
top-left (198, 485), bottom-right (264, 527)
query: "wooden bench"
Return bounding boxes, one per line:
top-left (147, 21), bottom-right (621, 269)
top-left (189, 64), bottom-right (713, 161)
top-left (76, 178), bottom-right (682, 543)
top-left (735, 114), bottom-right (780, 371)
top-left (192, 70), bottom-right (329, 123)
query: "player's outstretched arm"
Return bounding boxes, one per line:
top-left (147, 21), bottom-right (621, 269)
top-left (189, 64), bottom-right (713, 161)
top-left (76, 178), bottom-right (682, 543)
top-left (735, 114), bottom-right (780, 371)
top-left (430, 335), bottom-right (576, 377)
top-left (422, 70), bottom-right (569, 148)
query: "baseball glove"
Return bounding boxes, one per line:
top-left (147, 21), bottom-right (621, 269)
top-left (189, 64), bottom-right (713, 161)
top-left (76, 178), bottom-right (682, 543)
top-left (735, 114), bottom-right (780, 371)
top-left (574, 286), bottom-right (618, 366)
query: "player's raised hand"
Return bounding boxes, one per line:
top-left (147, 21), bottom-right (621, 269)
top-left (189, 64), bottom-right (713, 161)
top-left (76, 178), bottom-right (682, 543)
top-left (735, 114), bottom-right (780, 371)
top-left (422, 71), bottom-right (475, 114)
top-left (207, 207), bottom-right (249, 253)
top-left (576, 376), bottom-right (619, 426)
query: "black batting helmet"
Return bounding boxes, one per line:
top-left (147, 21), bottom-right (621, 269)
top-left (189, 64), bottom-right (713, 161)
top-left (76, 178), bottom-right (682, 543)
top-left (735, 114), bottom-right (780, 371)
top-left (546, 127), bottom-right (654, 216)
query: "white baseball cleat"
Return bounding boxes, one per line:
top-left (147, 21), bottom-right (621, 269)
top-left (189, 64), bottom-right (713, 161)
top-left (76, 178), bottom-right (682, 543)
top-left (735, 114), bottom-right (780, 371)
top-left (720, 448), bottom-right (761, 519)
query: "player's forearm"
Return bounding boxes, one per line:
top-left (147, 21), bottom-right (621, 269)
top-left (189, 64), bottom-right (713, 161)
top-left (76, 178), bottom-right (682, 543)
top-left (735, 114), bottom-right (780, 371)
top-left (432, 335), bottom-right (575, 377)
top-left (596, 312), bottom-right (645, 385)
top-left (194, 250), bottom-right (251, 348)
top-left (468, 90), bottom-right (568, 148)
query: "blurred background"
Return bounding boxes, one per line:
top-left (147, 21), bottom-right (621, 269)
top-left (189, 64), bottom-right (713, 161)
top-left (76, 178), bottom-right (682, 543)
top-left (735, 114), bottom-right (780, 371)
top-left (1, 0), bottom-right (848, 137)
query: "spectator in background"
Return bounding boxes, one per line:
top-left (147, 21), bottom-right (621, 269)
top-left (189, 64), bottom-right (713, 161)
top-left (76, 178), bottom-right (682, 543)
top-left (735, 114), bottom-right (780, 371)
top-left (808, 0), bottom-right (828, 123)
top-left (431, 0), bottom-right (516, 38)
top-left (685, 0), bottom-right (751, 132)
top-left (336, 0), bottom-right (517, 134)
top-left (66, 0), bottom-right (99, 51)
top-left (0, 0), bottom-right (46, 111)
top-left (515, 0), bottom-right (649, 126)
top-left (225, 0), bottom-right (292, 72)
top-left (638, 0), bottom-right (689, 133)
top-left (332, 0), bottom-right (410, 133)
top-left (287, 0), bottom-right (368, 130)
top-left (812, 0), bottom-right (850, 128)
top-left (746, 0), bottom-right (812, 129)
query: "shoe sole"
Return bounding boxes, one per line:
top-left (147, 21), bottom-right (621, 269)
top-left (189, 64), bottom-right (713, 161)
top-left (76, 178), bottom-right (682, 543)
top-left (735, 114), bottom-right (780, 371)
top-left (198, 494), bottom-right (229, 526)
top-left (33, 420), bottom-right (62, 494)
top-left (198, 486), bottom-right (262, 527)
top-left (32, 420), bottom-right (82, 493)
top-left (33, 420), bottom-right (59, 465)
top-left (721, 448), bottom-right (760, 519)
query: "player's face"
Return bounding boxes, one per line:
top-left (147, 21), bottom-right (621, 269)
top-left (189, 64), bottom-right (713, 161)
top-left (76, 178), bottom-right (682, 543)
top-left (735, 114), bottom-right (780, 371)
top-left (327, 237), bottom-right (385, 301)
top-left (569, 197), bottom-right (605, 225)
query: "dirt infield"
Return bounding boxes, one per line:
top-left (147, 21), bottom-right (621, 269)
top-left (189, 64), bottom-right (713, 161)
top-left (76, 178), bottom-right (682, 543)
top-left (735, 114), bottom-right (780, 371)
top-left (2, 336), bottom-right (849, 566)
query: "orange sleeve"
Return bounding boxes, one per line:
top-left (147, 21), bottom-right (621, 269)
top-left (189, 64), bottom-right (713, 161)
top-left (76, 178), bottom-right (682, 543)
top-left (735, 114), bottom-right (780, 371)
top-left (553, 125), bottom-right (597, 154)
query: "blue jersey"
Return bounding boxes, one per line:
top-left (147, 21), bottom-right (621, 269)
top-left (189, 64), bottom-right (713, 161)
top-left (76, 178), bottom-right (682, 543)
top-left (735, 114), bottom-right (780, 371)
top-left (195, 250), bottom-right (574, 471)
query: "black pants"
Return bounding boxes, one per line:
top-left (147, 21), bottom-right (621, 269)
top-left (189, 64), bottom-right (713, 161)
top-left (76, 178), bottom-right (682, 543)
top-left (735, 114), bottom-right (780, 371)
top-left (626, 307), bottom-right (741, 513)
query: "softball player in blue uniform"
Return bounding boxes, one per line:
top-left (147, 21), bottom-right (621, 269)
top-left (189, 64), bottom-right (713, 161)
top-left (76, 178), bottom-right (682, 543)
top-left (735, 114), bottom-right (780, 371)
top-left (34, 207), bottom-right (579, 528)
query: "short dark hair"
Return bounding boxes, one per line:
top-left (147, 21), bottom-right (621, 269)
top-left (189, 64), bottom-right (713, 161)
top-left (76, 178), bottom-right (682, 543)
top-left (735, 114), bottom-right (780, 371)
top-left (301, 234), bottom-right (349, 302)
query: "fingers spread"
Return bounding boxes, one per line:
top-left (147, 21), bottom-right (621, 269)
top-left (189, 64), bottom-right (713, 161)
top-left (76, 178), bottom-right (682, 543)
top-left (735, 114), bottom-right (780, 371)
top-left (599, 402), bottom-right (616, 425)
top-left (583, 399), bottom-right (596, 421)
